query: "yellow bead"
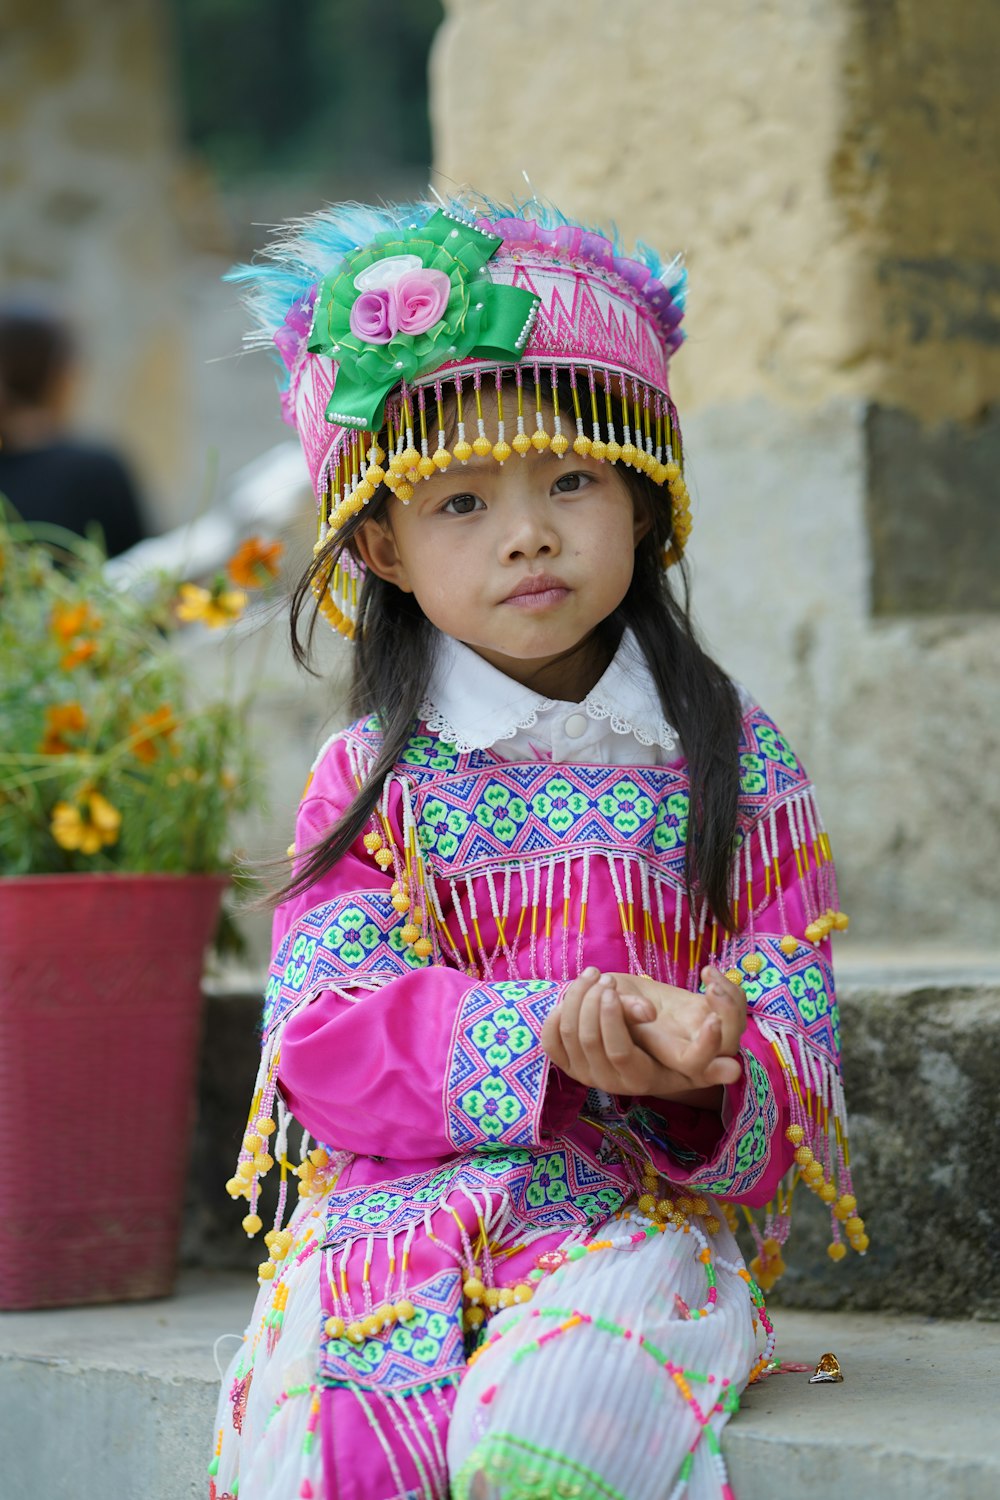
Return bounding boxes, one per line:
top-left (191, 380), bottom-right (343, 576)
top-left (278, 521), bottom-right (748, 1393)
top-left (512, 431), bottom-right (532, 455)
top-left (483, 1287), bottom-right (501, 1309)
top-left (463, 1277), bottom-right (485, 1302)
top-left (664, 460), bottom-right (681, 482)
top-left (742, 953), bottom-right (764, 975)
top-left (258, 1261), bottom-right (276, 1280)
top-left (395, 481), bottom-right (414, 502)
top-left (692, 1197), bottom-right (710, 1216)
top-left (374, 848), bottom-right (394, 869)
top-left (572, 435), bottom-right (592, 456)
top-left (324, 1316), bottom-right (345, 1338)
top-left (637, 1193), bottom-right (657, 1216)
top-left (851, 1233), bottom-right (870, 1252)
top-left (354, 479), bottom-right (375, 503)
top-left (530, 429), bottom-right (551, 451)
top-left (652, 462), bottom-right (668, 484)
top-left (391, 892), bottom-right (411, 913)
top-left (309, 1148), bottom-right (328, 1167)
top-left (794, 1146), bottom-right (814, 1167)
top-left (453, 439), bottom-right (473, 463)
top-left (804, 1162), bottom-right (824, 1185)
top-left (253, 1152), bottom-right (274, 1174)
top-left (400, 922), bottom-right (420, 944)
top-left (388, 452), bottom-right (407, 476)
top-left (836, 1193), bottom-right (857, 1217)
top-left (264, 1229), bottom-right (278, 1248)
top-left (590, 439), bottom-right (607, 460)
top-left (375, 1303), bottom-right (395, 1328)
top-left (550, 433), bottom-right (569, 456)
top-left (413, 938), bottom-right (433, 958)
top-left (472, 435), bottom-right (492, 457)
top-left (676, 1197), bottom-right (694, 1215)
top-left (513, 1283), bottom-right (533, 1303)
top-left (244, 1132), bottom-right (262, 1153)
top-left (345, 1321), bottom-right (365, 1344)
top-left (363, 831), bottom-right (383, 853)
top-left (724, 968), bottom-right (742, 985)
top-left (819, 1182), bottom-right (838, 1203)
top-left (464, 1306), bottom-right (485, 1329)
top-left (704, 1216), bottom-right (721, 1234)
top-left (225, 1177), bottom-right (242, 1198)
top-left (845, 1216), bottom-right (864, 1237)
top-left (400, 445), bottom-right (420, 470)
top-left (236, 1160), bottom-right (255, 1181)
top-left (827, 1242), bottom-right (847, 1262)
top-left (785, 1124), bottom-right (805, 1145)
top-left (492, 440), bottom-right (512, 462)
top-left (432, 448), bottom-right (453, 469)
top-left (805, 922), bottom-right (823, 944)
top-left (604, 440), bottom-right (622, 462)
top-left (619, 442), bottom-right (638, 467)
top-left (361, 1314), bottom-right (381, 1337)
top-left (365, 464), bottom-right (386, 487)
top-left (498, 1288), bottom-right (515, 1308)
top-left (242, 1213), bottom-right (263, 1236)
top-left (656, 1199), bottom-right (674, 1218)
top-left (832, 911), bottom-right (850, 931)
top-left (394, 1300), bottom-right (416, 1322)
top-left (417, 455), bottom-right (436, 479)
top-left (779, 935), bottom-right (799, 956)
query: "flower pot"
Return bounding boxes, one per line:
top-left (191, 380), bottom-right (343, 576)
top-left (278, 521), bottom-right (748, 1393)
top-left (0, 872), bottom-right (227, 1309)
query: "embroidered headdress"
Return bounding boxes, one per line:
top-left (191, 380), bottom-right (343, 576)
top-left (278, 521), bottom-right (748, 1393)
top-left (233, 192), bottom-right (690, 637)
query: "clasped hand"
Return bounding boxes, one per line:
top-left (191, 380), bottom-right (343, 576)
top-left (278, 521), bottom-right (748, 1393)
top-left (540, 966), bottom-right (747, 1104)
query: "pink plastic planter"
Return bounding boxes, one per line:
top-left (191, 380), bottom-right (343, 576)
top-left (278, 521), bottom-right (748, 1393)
top-left (0, 872), bottom-right (226, 1309)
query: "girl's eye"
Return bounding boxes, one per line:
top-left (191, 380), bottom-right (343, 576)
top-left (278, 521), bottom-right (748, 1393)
top-left (552, 472), bottom-right (593, 495)
top-left (442, 493), bottom-right (484, 515)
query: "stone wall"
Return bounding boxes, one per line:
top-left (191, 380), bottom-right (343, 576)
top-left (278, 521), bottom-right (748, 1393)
top-left (1, 0), bottom-right (189, 524)
top-left (431, 0), bottom-right (1000, 947)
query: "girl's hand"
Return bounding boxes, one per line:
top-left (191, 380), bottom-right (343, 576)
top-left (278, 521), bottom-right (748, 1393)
top-left (540, 966), bottom-right (746, 1102)
top-left (612, 968), bottom-right (747, 1062)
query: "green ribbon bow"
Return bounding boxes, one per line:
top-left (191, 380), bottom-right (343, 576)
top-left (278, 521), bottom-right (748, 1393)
top-left (308, 211), bottom-right (539, 431)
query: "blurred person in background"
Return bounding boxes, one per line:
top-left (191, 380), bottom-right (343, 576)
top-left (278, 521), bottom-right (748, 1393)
top-left (0, 299), bottom-right (148, 558)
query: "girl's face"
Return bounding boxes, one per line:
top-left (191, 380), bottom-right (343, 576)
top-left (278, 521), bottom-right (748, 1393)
top-left (356, 443), bottom-right (647, 695)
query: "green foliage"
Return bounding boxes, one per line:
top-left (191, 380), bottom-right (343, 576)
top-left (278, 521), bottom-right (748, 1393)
top-left (169, 0), bottom-right (444, 185)
top-left (0, 521), bottom-right (258, 877)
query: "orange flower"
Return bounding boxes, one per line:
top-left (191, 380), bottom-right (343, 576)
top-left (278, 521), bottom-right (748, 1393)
top-left (52, 600), bottom-right (101, 670)
top-left (50, 788), bottom-right (121, 855)
top-left (176, 581), bottom-right (247, 629)
top-left (51, 601), bottom-right (101, 642)
top-left (40, 702), bottom-right (87, 755)
top-left (228, 536), bottom-right (284, 590)
top-left (60, 639), bottom-right (99, 671)
top-left (129, 704), bottom-right (177, 764)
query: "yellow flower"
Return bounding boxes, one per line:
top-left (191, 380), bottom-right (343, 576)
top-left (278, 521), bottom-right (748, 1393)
top-left (40, 702), bottom-right (87, 755)
top-left (176, 581), bottom-right (247, 629)
top-left (50, 789), bottom-right (122, 855)
top-left (51, 600), bottom-right (102, 670)
top-left (228, 536), bottom-right (284, 589)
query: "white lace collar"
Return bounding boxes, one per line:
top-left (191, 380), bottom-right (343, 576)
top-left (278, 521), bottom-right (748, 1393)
top-left (420, 628), bottom-right (679, 756)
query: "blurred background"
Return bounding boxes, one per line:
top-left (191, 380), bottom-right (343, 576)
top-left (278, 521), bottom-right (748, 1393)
top-left (4, 0), bottom-right (999, 965)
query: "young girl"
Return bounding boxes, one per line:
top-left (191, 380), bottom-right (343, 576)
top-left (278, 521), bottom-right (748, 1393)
top-left (212, 194), bottom-right (864, 1500)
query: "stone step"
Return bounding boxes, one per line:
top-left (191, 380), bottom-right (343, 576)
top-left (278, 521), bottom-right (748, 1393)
top-left (189, 956), bottom-right (1000, 1322)
top-left (1, 1273), bottom-right (998, 1499)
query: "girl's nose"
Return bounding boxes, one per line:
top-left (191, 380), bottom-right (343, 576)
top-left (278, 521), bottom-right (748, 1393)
top-left (500, 498), bottom-right (561, 561)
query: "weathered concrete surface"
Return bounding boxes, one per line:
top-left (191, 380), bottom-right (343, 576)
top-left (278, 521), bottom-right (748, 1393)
top-left (762, 959), bottom-right (1000, 1322)
top-left (185, 962), bottom-right (1000, 1321)
top-left (1, 1275), bottom-right (999, 1499)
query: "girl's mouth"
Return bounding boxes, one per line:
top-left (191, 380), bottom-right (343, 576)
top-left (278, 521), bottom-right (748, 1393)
top-left (503, 575), bottom-right (570, 609)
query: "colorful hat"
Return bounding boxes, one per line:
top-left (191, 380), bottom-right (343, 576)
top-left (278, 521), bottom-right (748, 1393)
top-left (234, 193), bottom-right (691, 638)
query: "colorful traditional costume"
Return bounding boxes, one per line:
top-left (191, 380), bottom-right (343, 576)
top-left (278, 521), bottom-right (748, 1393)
top-left (211, 196), bottom-right (864, 1500)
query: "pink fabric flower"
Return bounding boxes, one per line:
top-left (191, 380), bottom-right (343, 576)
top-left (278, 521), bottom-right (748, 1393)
top-left (349, 289), bottom-right (394, 344)
top-left (394, 269), bottom-right (451, 336)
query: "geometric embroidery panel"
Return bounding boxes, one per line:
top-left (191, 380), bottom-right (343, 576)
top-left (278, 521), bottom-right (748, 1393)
top-left (678, 1049), bottom-right (778, 1198)
top-left (739, 937), bottom-right (840, 1067)
top-left (262, 891), bottom-right (430, 1040)
top-left (445, 980), bottom-right (561, 1151)
top-left (319, 1267), bottom-right (465, 1393)
top-left (322, 1146), bottom-right (628, 1248)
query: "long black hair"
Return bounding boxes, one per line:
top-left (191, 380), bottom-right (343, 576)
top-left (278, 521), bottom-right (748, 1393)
top-left (273, 444), bottom-right (743, 929)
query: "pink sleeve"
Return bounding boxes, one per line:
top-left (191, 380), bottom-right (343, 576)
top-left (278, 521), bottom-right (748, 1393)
top-left (268, 738), bottom-right (585, 1160)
